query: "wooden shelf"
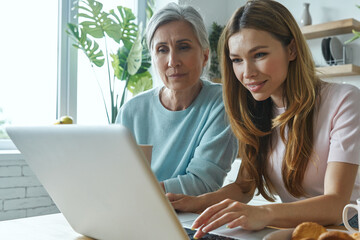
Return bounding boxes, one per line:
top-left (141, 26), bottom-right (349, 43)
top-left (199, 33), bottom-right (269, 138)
top-left (301, 18), bottom-right (360, 39)
top-left (316, 64), bottom-right (360, 78)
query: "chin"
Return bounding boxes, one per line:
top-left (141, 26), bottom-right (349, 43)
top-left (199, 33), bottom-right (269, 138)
top-left (251, 94), bottom-right (270, 102)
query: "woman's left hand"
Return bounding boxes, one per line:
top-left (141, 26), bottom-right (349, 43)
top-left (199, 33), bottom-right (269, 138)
top-left (191, 199), bottom-right (271, 239)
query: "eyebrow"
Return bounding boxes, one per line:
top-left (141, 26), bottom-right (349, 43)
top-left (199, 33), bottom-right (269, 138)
top-left (229, 45), bottom-right (269, 57)
top-left (155, 39), bottom-right (193, 46)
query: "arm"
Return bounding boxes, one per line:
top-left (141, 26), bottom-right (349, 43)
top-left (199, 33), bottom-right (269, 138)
top-left (169, 169), bottom-right (256, 213)
top-left (190, 162), bottom-right (358, 239)
top-left (163, 98), bottom-right (239, 195)
top-left (191, 85), bottom-right (360, 238)
top-left (264, 162), bottom-right (358, 227)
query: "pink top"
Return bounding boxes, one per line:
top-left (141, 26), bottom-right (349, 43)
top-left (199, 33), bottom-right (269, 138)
top-left (267, 83), bottom-right (360, 211)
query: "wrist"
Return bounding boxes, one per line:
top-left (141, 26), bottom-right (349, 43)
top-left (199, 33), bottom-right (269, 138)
top-left (259, 204), bottom-right (276, 226)
top-left (196, 191), bottom-right (222, 213)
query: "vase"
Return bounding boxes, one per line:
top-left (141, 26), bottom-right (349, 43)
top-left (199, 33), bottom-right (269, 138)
top-left (300, 3), bottom-right (312, 26)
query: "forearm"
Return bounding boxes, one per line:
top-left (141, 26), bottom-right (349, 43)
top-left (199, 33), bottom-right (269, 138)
top-left (265, 194), bottom-right (349, 228)
top-left (163, 157), bottom-right (236, 195)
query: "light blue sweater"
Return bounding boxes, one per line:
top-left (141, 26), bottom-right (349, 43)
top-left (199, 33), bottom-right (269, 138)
top-left (115, 80), bottom-right (238, 195)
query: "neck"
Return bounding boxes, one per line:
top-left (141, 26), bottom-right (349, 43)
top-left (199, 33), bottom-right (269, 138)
top-left (160, 81), bottom-right (203, 111)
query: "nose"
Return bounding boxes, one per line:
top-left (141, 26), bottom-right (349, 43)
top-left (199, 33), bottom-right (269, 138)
top-left (243, 61), bottom-right (257, 79)
top-left (168, 51), bottom-right (181, 68)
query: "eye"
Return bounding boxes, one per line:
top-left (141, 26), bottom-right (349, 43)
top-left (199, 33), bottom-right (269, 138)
top-left (254, 52), bottom-right (267, 58)
top-left (157, 46), bottom-right (168, 53)
top-left (231, 58), bottom-right (242, 63)
top-left (178, 44), bottom-right (190, 51)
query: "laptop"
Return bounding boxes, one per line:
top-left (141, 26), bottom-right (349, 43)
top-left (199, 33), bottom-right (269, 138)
top-left (6, 125), bottom-right (274, 240)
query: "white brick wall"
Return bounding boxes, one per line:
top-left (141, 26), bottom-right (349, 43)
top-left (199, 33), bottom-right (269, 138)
top-left (0, 152), bottom-right (59, 221)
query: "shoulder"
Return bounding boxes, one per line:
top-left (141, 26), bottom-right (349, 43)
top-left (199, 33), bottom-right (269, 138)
top-left (200, 80), bottom-right (224, 102)
top-left (317, 83), bottom-right (360, 120)
top-left (121, 87), bottom-right (160, 110)
top-left (320, 83), bottom-right (360, 104)
top-left (202, 79), bottom-right (223, 93)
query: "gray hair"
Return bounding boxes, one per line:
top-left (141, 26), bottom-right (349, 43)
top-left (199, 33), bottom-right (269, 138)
top-left (145, 2), bottom-right (210, 77)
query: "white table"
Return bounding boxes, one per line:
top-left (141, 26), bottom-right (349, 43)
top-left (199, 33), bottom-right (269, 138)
top-left (0, 214), bottom-right (93, 240)
top-left (0, 213), bottom-right (348, 240)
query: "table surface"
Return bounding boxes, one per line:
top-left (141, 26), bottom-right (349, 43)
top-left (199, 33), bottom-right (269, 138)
top-left (0, 213), bottom-right (350, 240)
top-left (0, 214), bottom-right (93, 240)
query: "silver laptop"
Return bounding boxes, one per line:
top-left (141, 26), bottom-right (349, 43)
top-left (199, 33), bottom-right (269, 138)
top-left (6, 125), bottom-right (274, 240)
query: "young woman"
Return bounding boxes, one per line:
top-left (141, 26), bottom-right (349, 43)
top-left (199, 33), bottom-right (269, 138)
top-left (167, 0), bottom-right (360, 238)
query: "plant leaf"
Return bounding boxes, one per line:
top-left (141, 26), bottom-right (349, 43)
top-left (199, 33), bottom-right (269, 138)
top-left (345, 29), bottom-right (360, 44)
top-left (109, 6), bottom-right (137, 44)
top-left (111, 46), bottom-right (131, 80)
top-left (127, 71), bottom-right (153, 95)
top-left (66, 23), bottom-right (105, 67)
top-left (146, 0), bottom-right (155, 21)
top-left (76, 0), bottom-right (120, 41)
top-left (127, 22), bottom-right (143, 75)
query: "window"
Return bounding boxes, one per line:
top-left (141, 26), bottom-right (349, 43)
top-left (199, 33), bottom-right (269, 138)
top-left (0, 1), bottom-right (58, 140)
top-left (0, 0), bottom-right (145, 149)
top-left (77, 0), bottom-right (140, 124)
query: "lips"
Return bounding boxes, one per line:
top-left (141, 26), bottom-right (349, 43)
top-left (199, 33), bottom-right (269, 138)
top-left (167, 73), bottom-right (187, 78)
top-left (246, 80), bottom-right (267, 92)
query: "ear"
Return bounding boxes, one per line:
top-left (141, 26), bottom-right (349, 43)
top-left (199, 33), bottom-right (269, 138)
top-left (288, 39), bottom-right (297, 61)
top-left (202, 48), bottom-right (210, 67)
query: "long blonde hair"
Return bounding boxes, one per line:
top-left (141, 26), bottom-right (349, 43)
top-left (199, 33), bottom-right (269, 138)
top-left (220, 0), bottom-right (322, 200)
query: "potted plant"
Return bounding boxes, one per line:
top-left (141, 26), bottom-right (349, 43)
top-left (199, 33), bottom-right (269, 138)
top-left (345, 4), bottom-right (360, 44)
top-left (209, 22), bottom-right (224, 83)
top-left (67, 0), bottom-right (153, 124)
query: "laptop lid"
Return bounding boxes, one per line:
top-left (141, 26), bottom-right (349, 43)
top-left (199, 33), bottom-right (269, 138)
top-left (6, 125), bottom-right (188, 240)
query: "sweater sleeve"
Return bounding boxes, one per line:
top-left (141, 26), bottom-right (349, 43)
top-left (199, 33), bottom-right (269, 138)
top-left (163, 99), bottom-right (239, 196)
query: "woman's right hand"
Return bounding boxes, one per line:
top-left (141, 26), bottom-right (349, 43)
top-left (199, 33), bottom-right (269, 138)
top-left (166, 193), bottom-right (206, 214)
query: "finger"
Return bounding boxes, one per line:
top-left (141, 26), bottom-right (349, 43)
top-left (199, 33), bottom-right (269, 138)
top-left (170, 199), bottom-right (187, 210)
top-left (193, 225), bottom-right (207, 239)
top-left (202, 212), bottom-right (239, 234)
top-left (166, 193), bottom-right (184, 202)
top-left (207, 201), bottom-right (243, 224)
top-left (227, 215), bottom-right (247, 229)
top-left (191, 199), bottom-right (232, 229)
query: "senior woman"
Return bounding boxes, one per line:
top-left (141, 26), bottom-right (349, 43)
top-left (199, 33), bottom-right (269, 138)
top-left (115, 3), bottom-right (238, 196)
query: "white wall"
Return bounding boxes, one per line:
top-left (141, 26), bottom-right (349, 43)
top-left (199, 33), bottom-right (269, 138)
top-left (164, 0), bottom-right (360, 88)
top-left (276, 0), bottom-right (360, 88)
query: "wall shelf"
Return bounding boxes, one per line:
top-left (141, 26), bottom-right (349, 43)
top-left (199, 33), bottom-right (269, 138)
top-left (301, 18), bottom-right (360, 39)
top-left (316, 64), bottom-right (360, 78)
top-left (301, 18), bottom-right (360, 78)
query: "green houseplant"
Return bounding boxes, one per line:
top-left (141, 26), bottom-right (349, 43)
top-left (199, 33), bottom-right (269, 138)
top-left (345, 4), bottom-right (360, 44)
top-left (209, 22), bottom-right (224, 82)
top-left (67, 0), bottom-right (153, 123)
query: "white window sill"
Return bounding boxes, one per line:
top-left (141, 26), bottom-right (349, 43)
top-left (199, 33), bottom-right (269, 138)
top-left (0, 150), bottom-right (23, 160)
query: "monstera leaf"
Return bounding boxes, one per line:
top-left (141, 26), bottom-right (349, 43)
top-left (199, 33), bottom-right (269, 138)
top-left (127, 23), bottom-right (143, 75)
top-left (66, 23), bottom-right (105, 67)
top-left (111, 45), bottom-right (151, 81)
top-left (128, 71), bottom-right (153, 96)
top-left (109, 6), bottom-right (137, 46)
top-left (67, 0), bottom-right (153, 123)
top-left (110, 46), bottom-right (130, 80)
top-left (77, 0), bottom-right (121, 41)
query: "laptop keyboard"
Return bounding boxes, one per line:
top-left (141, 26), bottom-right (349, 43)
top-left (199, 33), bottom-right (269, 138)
top-left (185, 228), bottom-right (236, 240)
